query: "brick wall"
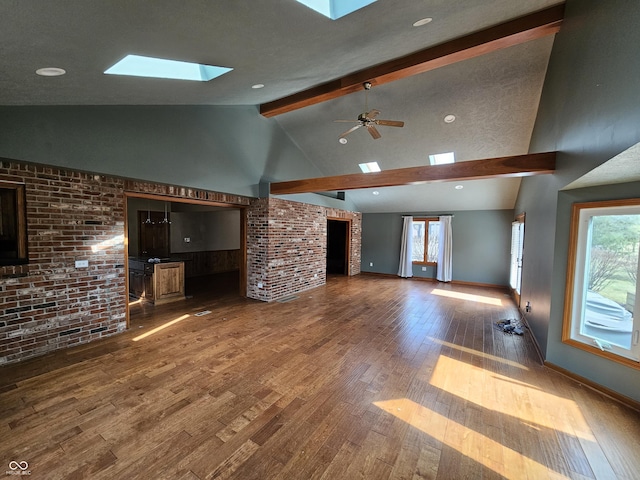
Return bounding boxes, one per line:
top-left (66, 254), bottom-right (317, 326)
top-left (0, 160), bottom-right (253, 365)
top-left (246, 198), bottom-right (270, 301)
top-left (0, 161), bottom-right (127, 365)
top-left (247, 198), bottom-right (362, 302)
top-left (1, 159), bottom-right (361, 363)
top-left (327, 207), bottom-right (362, 276)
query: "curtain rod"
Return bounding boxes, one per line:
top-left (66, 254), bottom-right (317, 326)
top-left (402, 214), bottom-right (454, 217)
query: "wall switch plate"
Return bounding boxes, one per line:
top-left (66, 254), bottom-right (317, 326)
top-left (183, 237), bottom-right (191, 243)
top-left (75, 260), bottom-right (89, 268)
top-left (421, 266), bottom-right (427, 271)
top-left (369, 262), bottom-right (373, 267)
top-left (257, 282), bottom-right (263, 288)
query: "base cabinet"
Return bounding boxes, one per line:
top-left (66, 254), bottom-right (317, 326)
top-left (129, 259), bottom-right (184, 305)
top-left (153, 262), bottom-right (185, 305)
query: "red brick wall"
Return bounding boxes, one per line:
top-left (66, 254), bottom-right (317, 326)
top-left (0, 160), bottom-right (253, 364)
top-left (327, 207), bottom-right (362, 276)
top-left (247, 198), bottom-right (362, 302)
top-left (1, 161), bottom-right (127, 365)
top-left (246, 198), bottom-right (270, 301)
top-left (1, 159), bottom-right (361, 362)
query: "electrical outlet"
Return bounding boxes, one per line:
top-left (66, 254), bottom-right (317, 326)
top-left (183, 237), bottom-right (191, 243)
top-left (257, 282), bottom-right (263, 289)
top-left (369, 262), bottom-right (373, 267)
top-left (75, 260), bottom-right (88, 268)
top-left (421, 266), bottom-right (427, 271)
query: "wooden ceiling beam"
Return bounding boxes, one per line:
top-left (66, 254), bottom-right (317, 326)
top-left (260, 4), bottom-right (564, 118)
top-left (269, 152), bottom-right (556, 195)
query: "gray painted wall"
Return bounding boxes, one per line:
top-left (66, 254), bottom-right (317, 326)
top-left (170, 210), bottom-right (240, 253)
top-left (127, 198), bottom-right (240, 257)
top-left (0, 105), bottom-right (323, 197)
top-left (362, 210), bottom-right (513, 286)
top-left (272, 193), bottom-right (358, 213)
top-left (516, 0), bottom-right (640, 401)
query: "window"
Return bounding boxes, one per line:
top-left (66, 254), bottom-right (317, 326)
top-left (0, 181), bottom-right (28, 265)
top-left (563, 199), bottom-right (640, 367)
top-left (412, 218), bottom-right (439, 264)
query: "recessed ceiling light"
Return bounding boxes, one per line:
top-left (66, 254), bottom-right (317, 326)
top-left (429, 152), bottom-right (455, 165)
top-left (372, 191), bottom-right (380, 195)
top-left (444, 114), bottom-right (456, 123)
top-left (104, 55), bottom-right (232, 82)
top-left (296, 0), bottom-right (376, 20)
top-left (339, 138), bottom-right (348, 144)
top-left (252, 83), bottom-right (264, 89)
top-left (455, 185), bottom-right (464, 190)
top-left (359, 162), bottom-right (381, 173)
top-left (36, 67), bottom-right (66, 77)
top-left (413, 17), bottom-right (433, 27)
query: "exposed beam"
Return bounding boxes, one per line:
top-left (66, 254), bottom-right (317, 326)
top-left (260, 4), bottom-right (564, 118)
top-left (270, 152), bottom-right (556, 195)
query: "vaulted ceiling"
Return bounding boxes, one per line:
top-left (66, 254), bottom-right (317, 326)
top-left (0, 0), bottom-right (564, 212)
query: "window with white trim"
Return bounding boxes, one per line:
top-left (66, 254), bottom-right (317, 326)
top-left (563, 199), bottom-right (640, 366)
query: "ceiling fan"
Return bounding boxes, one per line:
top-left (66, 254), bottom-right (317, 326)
top-left (335, 82), bottom-right (404, 142)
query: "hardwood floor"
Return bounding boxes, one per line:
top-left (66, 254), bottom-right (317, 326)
top-left (1, 275), bottom-right (639, 479)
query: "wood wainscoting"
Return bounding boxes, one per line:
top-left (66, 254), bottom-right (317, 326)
top-left (1, 275), bottom-right (639, 479)
top-left (175, 249), bottom-right (240, 278)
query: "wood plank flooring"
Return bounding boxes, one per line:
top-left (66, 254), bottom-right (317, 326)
top-left (2, 274), bottom-right (639, 479)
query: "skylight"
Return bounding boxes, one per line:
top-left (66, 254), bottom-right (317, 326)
top-left (104, 55), bottom-right (232, 82)
top-left (296, 0), bottom-right (376, 20)
top-left (429, 152), bottom-right (455, 165)
top-left (359, 162), bottom-right (381, 173)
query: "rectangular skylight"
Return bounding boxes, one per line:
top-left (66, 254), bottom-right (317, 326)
top-left (297, 0), bottom-right (376, 20)
top-left (104, 55), bottom-right (232, 82)
top-left (429, 152), bottom-right (456, 165)
top-left (359, 162), bottom-right (381, 173)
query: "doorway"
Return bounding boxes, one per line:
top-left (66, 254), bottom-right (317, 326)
top-left (125, 194), bottom-right (246, 327)
top-left (327, 218), bottom-right (350, 275)
top-left (510, 212), bottom-right (525, 307)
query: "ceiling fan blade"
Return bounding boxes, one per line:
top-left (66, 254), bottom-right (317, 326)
top-left (366, 109), bottom-right (381, 120)
top-left (339, 124), bottom-right (363, 138)
top-left (375, 119), bottom-right (404, 127)
top-left (367, 125), bottom-right (382, 139)
top-left (334, 119), bottom-right (359, 123)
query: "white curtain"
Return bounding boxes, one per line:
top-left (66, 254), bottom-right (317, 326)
top-left (398, 216), bottom-right (413, 278)
top-left (437, 215), bottom-right (452, 282)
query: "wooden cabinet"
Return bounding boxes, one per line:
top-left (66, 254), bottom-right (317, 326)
top-left (153, 262), bottom-right (185, 305)
top-left (129, 259), bottom-right (184, 305)
top-left (129, 270), bottom-right (145, 298)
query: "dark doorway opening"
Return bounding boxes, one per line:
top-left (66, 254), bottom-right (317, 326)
top-left (327, 219), bottom-right (350, 275)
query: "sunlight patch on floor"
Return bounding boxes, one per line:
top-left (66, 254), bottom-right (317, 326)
top-left (427, 337), bottom-right (528, 370)
top-left (429, 355), bottom-right (594, 441)
top-left (132, 314), bottom-right (190, 341)
top-left (431, 288), bottom-right (503, 306)
top-left (374, 398), bottom-right (571, 479)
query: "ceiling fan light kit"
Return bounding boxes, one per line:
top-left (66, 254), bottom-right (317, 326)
top-left (335, 82), bottom-right (404, 141)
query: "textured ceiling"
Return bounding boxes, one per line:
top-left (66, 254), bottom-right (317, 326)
top-left (563, 142), bottom-right (640, 190)
top-left (0, 0), bottom-right (562, 212)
